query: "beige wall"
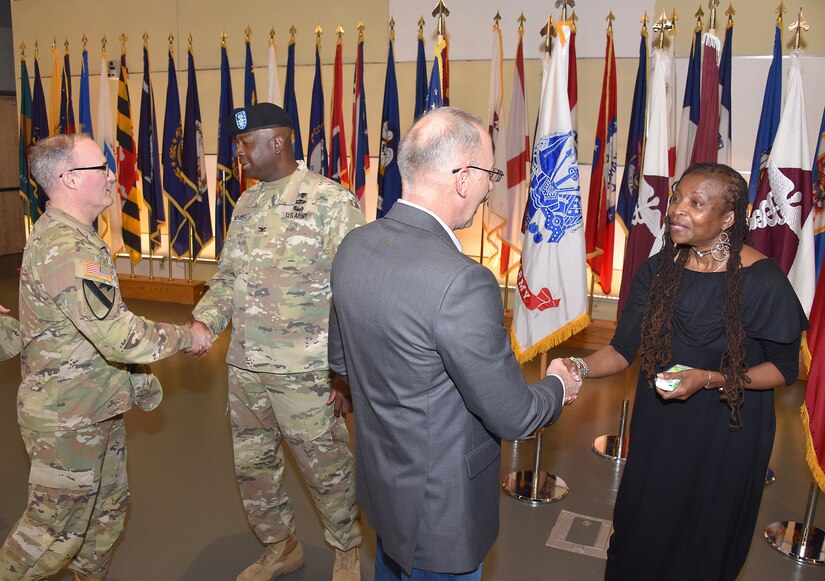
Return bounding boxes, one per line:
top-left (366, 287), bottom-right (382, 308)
top-left (10, 0), bottom-right (825, 276)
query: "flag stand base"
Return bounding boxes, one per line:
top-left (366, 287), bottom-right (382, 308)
top-left (592, 399), bottom-right (630, 462)
top-left (764, 482), bottom-right (825, 565)
top-left (502, 428), bottom-right (568, 504)
top-left (119, 275), bottom-right (206, 305)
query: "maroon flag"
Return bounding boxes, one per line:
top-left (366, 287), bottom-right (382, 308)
top-left (690, 32), bottom-right (721, 165)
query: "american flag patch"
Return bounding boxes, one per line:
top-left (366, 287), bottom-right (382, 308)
top-left (82, 262), bottom-right (113, 283)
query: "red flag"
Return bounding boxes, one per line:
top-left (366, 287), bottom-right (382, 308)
top-left (690, 32), bottom-right (721, 165)
top-left (585, 28), bottom-right (618, 295)
top-left (803, 266), bottom-right (825, 492)
top-left (328, 35), bottom-right (349, 189)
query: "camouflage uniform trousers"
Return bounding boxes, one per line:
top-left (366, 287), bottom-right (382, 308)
top-left (228, 366), bottom-right (362, 551)
top-left (0, 416), bottom-right (128, 580)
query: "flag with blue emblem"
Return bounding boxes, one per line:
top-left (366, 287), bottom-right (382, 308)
top-left (675, 27), bottom-right (702, 180)
top-left (616, 26), bottom-right (648, 234)
top-left (162, 48), bottom-right (189, 257)
top-left (307, 43), bottom-right (328, 176)
top-left (181, 46), bottom-right (213, 259)
top-left (414, 31), bottom-right (428, 119)
top-left (31, 53), bottom-right (49, 215)
top-left (511, 22), bottom-right (588, 362)
top-left (244, 35), bottom-right (257, 107)
top-left (328, 33), bottom-right (348, 188)
top-left (377, 30), bottom-right (400, 219)
top-left (79, 47), bottom-right (93, 136)
top-left (284, 33), bottom-right (303, 161)
top-left (351, 26), bottom-right (369, 209)
top-left (60, 46), bottom-right (76, 134)
top-left (813, 107), bottom-right (825, 283)
top-left (216, 42), bottom-right (240, 257)
top-left (748, 23), bottom-right (782, 205)
top-left (717, 20), bottom-right (733, 165)
top-left (97, 51), bottom-right (122, 255)
top-left (585, 26), bottom-right (618, 296)
top-left (138, 42), bottom-right (165, 252)
top-left (750, 53), bottom-right (814, 315)
top-left (19, 55), bottom-right (36, 225)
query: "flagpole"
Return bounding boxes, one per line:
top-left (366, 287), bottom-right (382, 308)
top-left (188, 222), bottom-right (193, 283)
top-left (765, 482), bottom-right (825, 564)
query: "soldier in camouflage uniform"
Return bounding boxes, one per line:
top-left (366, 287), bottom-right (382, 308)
top-left (0, 134), bottom-right (211, 581)
top-left (0, 305), bottom-right (21, 360)
top-left (190, 103), bottom-right (364, 581)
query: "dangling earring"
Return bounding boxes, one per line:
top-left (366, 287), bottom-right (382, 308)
top-left (710, 231), bottom-right (730, 263)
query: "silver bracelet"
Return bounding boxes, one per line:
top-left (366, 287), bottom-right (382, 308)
top-left (570, 356), bottom-right (589, 379)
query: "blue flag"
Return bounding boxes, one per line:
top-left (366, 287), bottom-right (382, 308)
top-left (414, 36), bottom-right (428, 119)
top-left (675, 28), bottom-right (703, 179)
top-left (284, 39), bottom-right (304, 160)
top-left (216, 44), bottom-right (241, 257)
top-left (351, 33), bottom-right (369, 205)
top-left (138, 44), bottom-right (165, 251)
top-left (307, 45), bottom-right (327, 175)
top-left (182, 48), bottom-right (212, 258)
top-left (60, 50), bottom-right (76, 134)
top-left (425, 45), bottom-right (443, 110)
top-left (162, 50), bottom-right (189, 257)
top-left (78, 49), bottom-right (93, 137)
top-left (616, 31), bottom-right (648, 232)
top-left (32, 55), bottom-right (49, 215)
top-left (377, 37), bottom-right (401, 219)
top-left (718, 25), bottom-right (733, 164)
top-left (19, 57), bottom-right (36, 224)
top-left (748, 25), bottom-right (782, 204)
top-left (244, 38), bottom-right (257, 107)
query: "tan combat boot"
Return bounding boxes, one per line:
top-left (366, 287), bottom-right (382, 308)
top-left (236, 535), bottom-right (304, 581)
top-left (332, 546), bottom-right (361, 581)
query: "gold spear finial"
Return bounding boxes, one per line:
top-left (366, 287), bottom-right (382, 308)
top-left (167, 34), bottom-right (173, 53)
top-left (418, 17), bottom-right (426, 41)
top-left (221, 30), bottom-right (228, 48)
top-left (517, 12), bottom-right (526, 34)
top-left (695, 4), bottom-right (705, 32)
top-left (607, 11), bottom-right (616, 35)
top-left (187, 34), bottom-right (192, 51)
top-left (64, 38), bottom-right (69, 54)
top-left (432, 0), bottom-right (450, 36)
top-left (82, 34), bottom-right (88, 51)
top-left (102, 36), bottom-right (107, 54)
top-left (357, 21), bottom-right (365, 41)
top-left (245, 26), bottom-right (252, 42)
top-left (143, 32), bottom-right (149, 48)
top-left (671, 8), bottom-right (679, 33)
top-left (270, 27), bottom-right (276, 44)
top-left (119, 33), bottom-right (127, 53)
top-left (570, 10), bottom-right (578, 32)
top-left (555, 0), bottom-right (575, 22)
top-left (540, 15), bottom-right (555, 51)
top-left (289, 25), bottom-right (297, 44)
top-left (315, 25), bottom-right (323, 47)
top-left (653, 10), bottom-right (672, 48)
top-left (20, 41), bottom-right (25, 58)
top-left (789, 8), bottom-right (809, 51)
top-left (641, 10), bottom-right (651, 34)
top-left (52, 37), bottom-right (56, 50)
top-left (776, 1), bottom-right (787, 26)
top-left (725, 3), bottom-right (735, 28)
top-left (336, 25), bottom-right (344, 41)
top-left (494, 11), bottom-right (502, 30)
top-left (35, 40), bottom-right (39, 59)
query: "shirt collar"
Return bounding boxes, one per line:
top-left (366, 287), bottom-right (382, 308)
top-left (397, 199), bottom-right (462, 252)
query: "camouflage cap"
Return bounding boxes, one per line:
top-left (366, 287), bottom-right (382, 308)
top-left (228, 102), bottom-right (293, 136)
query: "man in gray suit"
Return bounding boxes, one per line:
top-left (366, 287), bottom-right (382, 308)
top-left (328, 107), bottom-right (580, 580)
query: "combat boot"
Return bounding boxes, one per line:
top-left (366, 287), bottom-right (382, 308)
top-left (236, 535), bottom-right (304, 581)
top-left (332, 546), bottom-right (361, 580)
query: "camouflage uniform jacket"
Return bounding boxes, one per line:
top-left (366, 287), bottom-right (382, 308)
top-left (0, 314), bottom-right (21, 360)
top-left (194, 161), bottom-right (364, 373)
top-left (18, 206), bottom-right (194, 431)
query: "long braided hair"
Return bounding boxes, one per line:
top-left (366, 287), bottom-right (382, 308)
top-left (640, 163), bottom-right (750, 430)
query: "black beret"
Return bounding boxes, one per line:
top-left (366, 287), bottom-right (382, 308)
top-left (227, 102), bottom-right (293, 136)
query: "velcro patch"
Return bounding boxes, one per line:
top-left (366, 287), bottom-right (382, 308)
top-left (81, 262), bottom-right (113, 284)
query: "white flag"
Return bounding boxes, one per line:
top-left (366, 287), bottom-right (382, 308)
top-left (482, 26), bottom-right (505, 270)
top-left (97, 54), bottom-right (123, 255)
top-left (511, 23), bottom-right (588, 362)
top-left (267, 38), bottom-right (282, 106)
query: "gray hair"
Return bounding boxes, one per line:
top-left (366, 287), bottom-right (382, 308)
top-left (398, 107), bottom-right (484, 188)
top-left (29, 134), bottom-right (90, 195)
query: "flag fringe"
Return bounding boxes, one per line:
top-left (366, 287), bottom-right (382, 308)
top-left (800, 404), bottom-right (825, 493)
top-left (510, 312), bottom-right (590, 364)
top-left (802, 333), bottom-right (812, 373)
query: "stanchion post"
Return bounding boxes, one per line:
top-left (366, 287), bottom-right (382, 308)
top-left (764, 481), bottom-right (825, 565)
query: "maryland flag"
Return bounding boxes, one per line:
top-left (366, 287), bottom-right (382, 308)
top-left (328, 34), bottom-right (349, 188)
top-left (511, 21), bottom-right (588, 362)
top-left (116, 49), bottom-right (143, 263)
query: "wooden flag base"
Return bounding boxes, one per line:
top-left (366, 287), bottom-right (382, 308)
top-left (118, 275), bottom-right (206, 305)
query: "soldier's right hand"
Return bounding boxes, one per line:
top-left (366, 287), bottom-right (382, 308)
top-left (185, 319), bottom-right (213, 358)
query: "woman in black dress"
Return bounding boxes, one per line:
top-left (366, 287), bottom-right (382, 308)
top-left (564, 163), bottom-right (808, 580)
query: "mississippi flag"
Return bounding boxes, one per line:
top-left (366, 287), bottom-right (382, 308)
top-left (674, 28), bottom-right (702, 180)
top-left (511, 22), bottom-right (588, 362)
top-left (351, 28), bottom-right (369, 208)
top-left (618, 46), bottom-right (672, 316)
top-left (812, 107), bottom-right (825, 283)
top-left (748, 25), bottom-right (782, 205)
top-left (482, 24), bottom-right (505, 270)
top-left (496, 25), bottom-right (529, 276)
top-left (585, 27), bottom-right (618, 295)
top-left (750, 53), bottom-right (815, 315)
top-left (689, 27), bottom-right (721, 165)
top-left (802, 262), bottom-right (825, 492)
top-left (328, 34), bottom-right (349, 188)
top-left (116, 49), bottom-right (143, 263)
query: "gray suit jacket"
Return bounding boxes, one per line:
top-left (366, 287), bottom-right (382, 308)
top-left (328, 202), bottom-right (565, 574)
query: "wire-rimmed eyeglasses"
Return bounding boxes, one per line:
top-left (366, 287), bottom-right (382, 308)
top-left (59, 163), bottom-right (110, 178)
top-left (451, 165), bottom-right (504, 183)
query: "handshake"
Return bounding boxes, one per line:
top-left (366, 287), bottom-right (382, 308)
top-left (546, 357), bottom-right (584, 406)
top-left (184, 319), bottom-right (213, 358)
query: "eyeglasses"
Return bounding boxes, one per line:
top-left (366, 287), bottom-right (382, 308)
top-left (59, 163), bottom-right (110, 178)
top-left (451, 165), bottom-right (504, 183)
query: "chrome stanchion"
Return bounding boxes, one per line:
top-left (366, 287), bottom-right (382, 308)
top-left (764, 482), bottom-right (825, 565)
top-left (502, 428), bottom-right (569, 504)
top-left (592, 399), bottom-right (629, 462)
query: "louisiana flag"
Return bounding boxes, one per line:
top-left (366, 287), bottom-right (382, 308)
top-left (59, 48), bottom-right (76, 134)
top-left (284, 36), bottom-right (304, 161)
top-left (216, 43), bottom-right (240, 256)
top-left (351, 29), bottom-right (369, 208)
top-left (307, 44), bottom-right (328, 176)
top-left (138, 43), bottom-right (165, 252)
top-left (328, 35), bottom-right (349, 188)
top-left (162, 49), bottom-right (189, 257)
top-left (244, 36), bottom-right (257, 107)
top-left (750, 53), bottom-right (815, 315)
top-left (675, 27), bottom-right (702, 180)
top-left (813, 108), bottom-right (825, 283)
top-left (377, 32), bottom-right (400, 219)
top-left (116, 50), bottom-right (143, 263)
top-left (19, 56), bottom-right (36, 224)
top-left (584, 27), bottom-right (618, 295)
top-left (31, 54), bottom-right (49, 216)
top-left (181, 47), bottom-right (212, 259)
top-left (414, 32), bottom-right (428, 119)
top-left (748, 24), bottom-right (782, 205)
top-left (511, 22), bottom-right (588, 362)
top-left (97, 52), bottom-right (122, 255)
